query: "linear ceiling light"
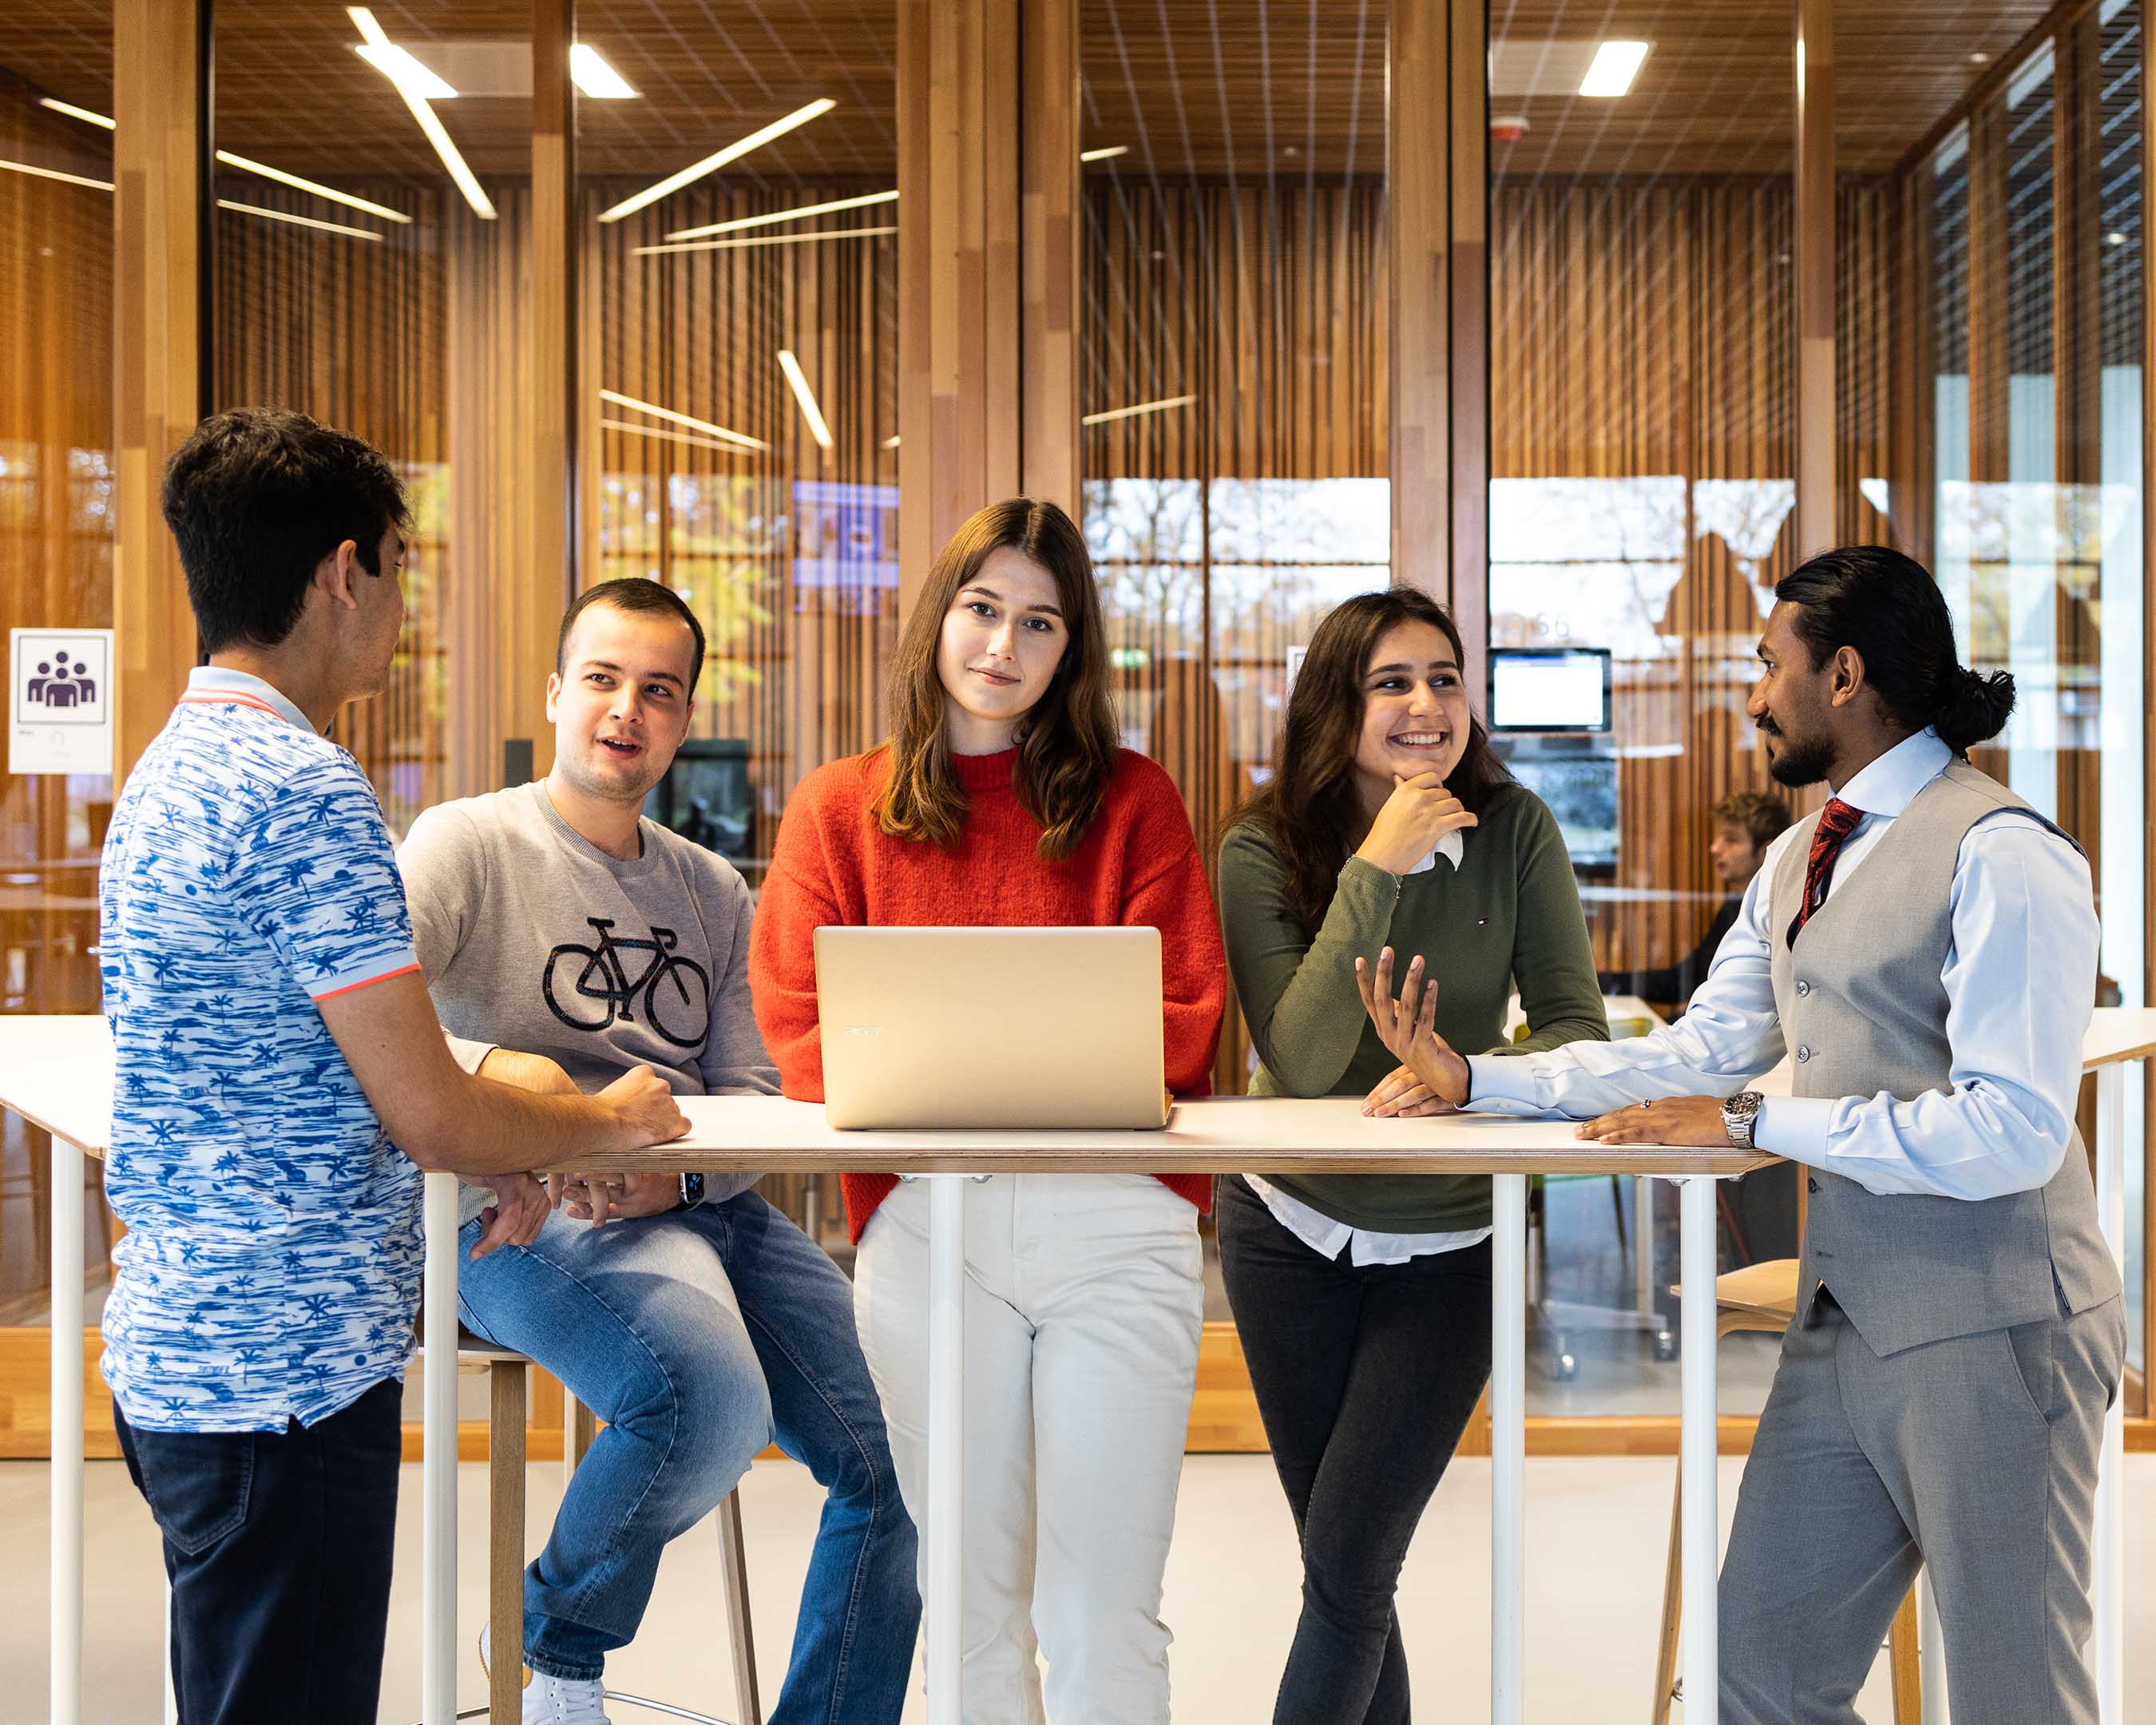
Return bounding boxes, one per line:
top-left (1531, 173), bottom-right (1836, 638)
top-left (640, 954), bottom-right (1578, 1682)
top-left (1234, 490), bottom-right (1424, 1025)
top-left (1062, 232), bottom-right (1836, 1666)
top-left (1080, 145), bottom-right (1128, 162)
top-left (599, 98), bottom-right (837, 224)
top-left (666, 186), bottom-right (896, 243)
top-left (217, 198), bottom-right (383, 240)
top-left (38, 97), bottom-right (114, 129)
top-left (600, 388), bottom-right (768, 451)
top-left (1579, 41), bottom-right (1651, 98)
top-left (36, 96), bottom-right (411, 224)
top-left (0, 157), bottom-right (113, 191)
top-left (881, 434), bottom-right (902, 450)
top-left (570, 44), bottom-right (640, 100)
top-left (632, 223), bottom-right (894, 258)
top-left (348, 7), bottom-right (495, 220)
top-left (777, 351), bottom-right (834, 450)
top-left (603, 417), bottom-right (753, 456)
top-left (1081, 394), bottom-right (1197, 426)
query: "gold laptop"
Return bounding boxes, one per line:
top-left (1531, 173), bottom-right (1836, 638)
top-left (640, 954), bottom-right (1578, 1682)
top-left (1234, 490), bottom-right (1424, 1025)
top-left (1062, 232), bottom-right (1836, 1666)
top-left (812, 926), bottom-right (1171, 1130)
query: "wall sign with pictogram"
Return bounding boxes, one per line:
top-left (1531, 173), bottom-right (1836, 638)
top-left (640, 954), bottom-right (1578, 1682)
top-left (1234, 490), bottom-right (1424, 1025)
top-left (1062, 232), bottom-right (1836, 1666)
top-left (10, 629), bottom-right (115, 775)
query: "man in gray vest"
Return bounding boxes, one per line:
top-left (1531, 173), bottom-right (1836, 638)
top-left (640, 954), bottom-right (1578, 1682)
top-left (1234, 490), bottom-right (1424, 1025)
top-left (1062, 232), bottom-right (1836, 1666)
top-left (1353, 544), bottom-right (2123, 1723)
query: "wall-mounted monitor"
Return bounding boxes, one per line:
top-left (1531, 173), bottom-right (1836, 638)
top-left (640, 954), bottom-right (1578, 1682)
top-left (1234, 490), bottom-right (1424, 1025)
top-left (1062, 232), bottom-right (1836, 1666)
top-left (1488, 648), bottom-right (1612, 733)
top-left (644, 738), bottom-right (754, 862)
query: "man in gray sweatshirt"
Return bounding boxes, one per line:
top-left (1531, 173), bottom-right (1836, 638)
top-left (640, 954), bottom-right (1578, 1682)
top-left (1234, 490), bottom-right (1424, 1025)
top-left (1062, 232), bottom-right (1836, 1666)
top-left (398, 578), bottom-right (917, 1725)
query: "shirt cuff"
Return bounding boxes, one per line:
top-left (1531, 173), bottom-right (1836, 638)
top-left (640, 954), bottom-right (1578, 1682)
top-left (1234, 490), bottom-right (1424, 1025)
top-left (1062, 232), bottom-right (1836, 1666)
top-left (1750, 1096), bottom-right (1834, 1162)
top-left (1466, 1053), bottom-right (1543, 1109)
top-left (444, 1031), bottom-right (498, 1078)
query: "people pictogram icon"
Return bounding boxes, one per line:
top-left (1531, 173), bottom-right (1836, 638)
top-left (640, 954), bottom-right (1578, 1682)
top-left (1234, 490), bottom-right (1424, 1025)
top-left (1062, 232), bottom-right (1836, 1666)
top-left (25, 648), bottom-right (97, 709)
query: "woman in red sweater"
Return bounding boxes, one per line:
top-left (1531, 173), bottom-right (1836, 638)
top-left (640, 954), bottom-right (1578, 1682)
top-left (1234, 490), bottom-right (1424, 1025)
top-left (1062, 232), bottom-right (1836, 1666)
top-left (750, 496), bottom-right (1225, 1725)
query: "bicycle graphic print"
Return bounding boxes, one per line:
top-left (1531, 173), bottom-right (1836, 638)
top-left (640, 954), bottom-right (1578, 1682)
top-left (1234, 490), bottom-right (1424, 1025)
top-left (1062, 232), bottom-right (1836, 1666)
top-left (542, 918), bottom-right (711, 1048)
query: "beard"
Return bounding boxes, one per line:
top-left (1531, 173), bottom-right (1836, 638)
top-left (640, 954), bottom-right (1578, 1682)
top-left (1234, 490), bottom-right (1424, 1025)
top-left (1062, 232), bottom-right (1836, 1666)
top-left (1763, 727), bottom-right (1833, 787)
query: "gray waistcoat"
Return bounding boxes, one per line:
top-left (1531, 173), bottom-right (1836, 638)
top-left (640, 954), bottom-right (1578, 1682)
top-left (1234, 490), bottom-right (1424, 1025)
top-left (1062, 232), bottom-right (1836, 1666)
top-left (1768, 757), bottom-right (2118, 1355)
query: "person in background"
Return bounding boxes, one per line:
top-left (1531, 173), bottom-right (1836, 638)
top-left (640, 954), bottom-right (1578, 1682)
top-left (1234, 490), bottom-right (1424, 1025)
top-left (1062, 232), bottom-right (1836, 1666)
top-left (398, 577), bottom-right (917, 1725)
top-left (1365, 545), bottom-right (2122, 1725)
top-left (749, 497), bottom-right (1227, 1725)
top-left (1599, 789), bottom-right (1793, 1013)
top-left (1215, 586), bottom-right (1607, 1725)
top-left (100, 410), bottom-right (685, 1725)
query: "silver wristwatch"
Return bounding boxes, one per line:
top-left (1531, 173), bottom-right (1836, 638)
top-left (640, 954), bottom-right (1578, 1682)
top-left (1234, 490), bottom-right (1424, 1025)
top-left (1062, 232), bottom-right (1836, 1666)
top-left (1720, 1090), bottom-right (1765, 1150)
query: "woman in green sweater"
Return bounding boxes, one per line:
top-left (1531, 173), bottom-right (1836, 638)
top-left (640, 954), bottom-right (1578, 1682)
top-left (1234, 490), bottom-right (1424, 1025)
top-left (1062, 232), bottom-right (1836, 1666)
top-left (1216, 587), bottom-right (1606, 1724)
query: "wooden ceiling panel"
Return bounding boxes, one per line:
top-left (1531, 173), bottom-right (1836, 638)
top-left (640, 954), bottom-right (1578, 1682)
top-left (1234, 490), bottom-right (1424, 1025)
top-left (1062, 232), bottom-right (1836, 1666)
top-left (0, 1), bottom-right (2082, 192)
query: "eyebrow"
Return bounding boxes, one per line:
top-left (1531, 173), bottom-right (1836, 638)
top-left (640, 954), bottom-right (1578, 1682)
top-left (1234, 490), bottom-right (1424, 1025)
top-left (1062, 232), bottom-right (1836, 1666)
top-left (1366, 659), bottom-right (1460, 676)
top-left (961, 583), bottom-right (1063, 617)
top-left (581, 658), bottom-right (684, 689)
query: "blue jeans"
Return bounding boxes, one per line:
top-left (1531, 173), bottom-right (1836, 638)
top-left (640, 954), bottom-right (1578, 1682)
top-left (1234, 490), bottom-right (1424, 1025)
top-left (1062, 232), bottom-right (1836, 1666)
top-left (457, 1191), bottom-right (919, 1721)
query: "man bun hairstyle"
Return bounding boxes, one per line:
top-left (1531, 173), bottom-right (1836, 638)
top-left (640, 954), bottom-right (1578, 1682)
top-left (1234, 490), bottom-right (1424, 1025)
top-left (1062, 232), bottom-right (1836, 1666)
top-left (1772, 545), bottom-right (2016, 755)
top-left (161, 409), bottom-right (409, 652)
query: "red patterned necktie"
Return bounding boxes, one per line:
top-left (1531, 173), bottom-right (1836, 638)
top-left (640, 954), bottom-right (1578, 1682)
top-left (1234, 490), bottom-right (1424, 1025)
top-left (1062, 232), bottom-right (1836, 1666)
top-left (1786, 797), bottom-right (1864, 949)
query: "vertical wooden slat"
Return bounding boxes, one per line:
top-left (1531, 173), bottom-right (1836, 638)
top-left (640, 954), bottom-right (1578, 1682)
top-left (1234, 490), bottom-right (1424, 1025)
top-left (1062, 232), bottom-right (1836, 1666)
top-left (525, 0), bottom-right (577, 771)
top-left (1794, 0), bottom-right (1837, 557)
top-left (1390, 0), bottom-right (1449, 598)
top-left (113, 0), bottom-right (204, 781)
top-left (1021, 0), bottom-right (1080, 514)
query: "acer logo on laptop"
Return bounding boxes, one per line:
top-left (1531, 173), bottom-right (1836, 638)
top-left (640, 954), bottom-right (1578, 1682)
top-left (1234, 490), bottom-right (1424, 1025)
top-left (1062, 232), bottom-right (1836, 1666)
top-left (842, 1025), bottom-right (883, 1036)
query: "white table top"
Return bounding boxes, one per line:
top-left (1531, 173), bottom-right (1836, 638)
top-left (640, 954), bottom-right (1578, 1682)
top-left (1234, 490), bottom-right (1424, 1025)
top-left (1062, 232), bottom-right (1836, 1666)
top-left (4, 1007), bottom-right (2151, 1173)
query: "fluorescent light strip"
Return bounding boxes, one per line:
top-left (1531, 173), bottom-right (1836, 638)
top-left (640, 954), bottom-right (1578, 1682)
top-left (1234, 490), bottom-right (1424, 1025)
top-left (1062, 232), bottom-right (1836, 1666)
top-left (632, 224), bottom-right (894, 258)
top-left (1080, 145), bottom-right (1128, 162)
top-left (354, 42), bottom-right (458, 101)
top-left (570, 44), bottom-right (640, 100)
top-left (600, 389), bottom-right (768, 451)
top-left (0, 157), bottom-right (113, 191)
top-left (666, 187), bottom-right (896, 244)
top-left (1081, 394), bottom-right (1197, 426)
top-left (881, 434), bottom-right (902, 450)
top-left (602, 418), bottom-right (753, 457)
top-left (1579, 41), bottom-right (1651, 99)
top-left (777, 351), bottom-right (834, 451)
top-left (599, 99), bottom-right (837, 224)
top-left (217, 198), bottom-right (383, 241)
top-left (38, 97), bottom-right (115, 130)
top-left (348, 7), bottom-right (495, 220)
top-left (37, 97), bottom-right (411, 224)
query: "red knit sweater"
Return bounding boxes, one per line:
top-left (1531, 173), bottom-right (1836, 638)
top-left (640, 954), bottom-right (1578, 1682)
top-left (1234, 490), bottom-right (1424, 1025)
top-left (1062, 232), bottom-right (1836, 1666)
top-left (748, 744), bottom-right (1227, 1241)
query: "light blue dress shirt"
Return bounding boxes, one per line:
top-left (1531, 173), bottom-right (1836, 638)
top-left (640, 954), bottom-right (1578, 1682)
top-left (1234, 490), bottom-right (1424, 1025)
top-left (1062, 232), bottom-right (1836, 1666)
top-left (1465, 729), bottom-right (2099, 1201)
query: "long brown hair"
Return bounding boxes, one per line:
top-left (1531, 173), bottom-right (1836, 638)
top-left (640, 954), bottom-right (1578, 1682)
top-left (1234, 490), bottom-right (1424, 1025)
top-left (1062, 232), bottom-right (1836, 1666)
top-left (1239, 588), bottom-right (1514, 933)
top-left (874, 498), bottom-right (1118, 862)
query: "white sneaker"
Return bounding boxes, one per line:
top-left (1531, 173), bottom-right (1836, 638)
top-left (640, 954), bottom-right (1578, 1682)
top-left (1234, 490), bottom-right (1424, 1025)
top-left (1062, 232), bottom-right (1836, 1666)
top-left (521, 1670), bottom-right (611, 1725)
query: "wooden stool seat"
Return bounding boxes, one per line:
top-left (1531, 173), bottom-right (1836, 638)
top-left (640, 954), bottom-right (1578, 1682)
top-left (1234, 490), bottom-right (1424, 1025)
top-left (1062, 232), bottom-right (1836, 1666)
top-left (1650, 1259), bottom-right (1921, 1723)
top-left (419, 1326), bottom-right (763, 1724)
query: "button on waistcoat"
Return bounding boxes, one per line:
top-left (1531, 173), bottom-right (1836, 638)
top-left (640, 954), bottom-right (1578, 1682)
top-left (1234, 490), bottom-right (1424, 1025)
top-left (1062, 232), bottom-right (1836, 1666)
top-left (1767, 759), bottom-right (2118, 1354)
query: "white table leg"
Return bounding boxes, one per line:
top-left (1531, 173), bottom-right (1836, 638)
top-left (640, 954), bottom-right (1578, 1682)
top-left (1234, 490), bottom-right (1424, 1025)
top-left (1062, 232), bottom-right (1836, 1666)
top-left (2094, 1060), bottom-right (2126, 1725)
top-left (1491, 1172), bottom-right (1528, 1725)
top-left (1678, 1176), bottom-right (1719, 1725)
top-left (163, 1575), bottom-right (177, 1723)
top-left (421, 1170), bottom-right (459, 1725)
top-left (1918, 1568), bottom-right (1950, 1725)
top-left (1633, 1175), bottom-right (1655, 1319)
top-left (50, 1132), bottom-right (83, 1725)
top-left (926, 1175), bottom-right (965, 1725)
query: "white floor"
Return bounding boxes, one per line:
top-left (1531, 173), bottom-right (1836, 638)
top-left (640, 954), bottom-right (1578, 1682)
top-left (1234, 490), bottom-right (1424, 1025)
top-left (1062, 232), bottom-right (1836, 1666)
top-left (8, 1452), bottom-right (2156, 1723)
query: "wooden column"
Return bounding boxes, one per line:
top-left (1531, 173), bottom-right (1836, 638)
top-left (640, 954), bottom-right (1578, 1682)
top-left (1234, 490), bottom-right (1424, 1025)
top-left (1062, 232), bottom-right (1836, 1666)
top-left (1389, 0), bottom-right (1451, 603)
top-left (1020, 0), bottom-right (1080, 518)
top-left (898, 0), bottom-right (1023, 618)
top-left (1448, 0), bottom-right (1489, 688)
top-left (112, 0), bottom-right (205, 781)
top-left (1793, 0), bottom-right (1836, 559)
top-left (521, 0), bottom-right (577, 777)
top-left (1890, 165), bottom-right (1935, 564)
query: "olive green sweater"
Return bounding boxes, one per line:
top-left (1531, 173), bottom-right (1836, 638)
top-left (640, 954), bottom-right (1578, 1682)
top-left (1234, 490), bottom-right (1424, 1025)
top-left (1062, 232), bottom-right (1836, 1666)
top-left (1219, 784), bottom-right (1607, 1233)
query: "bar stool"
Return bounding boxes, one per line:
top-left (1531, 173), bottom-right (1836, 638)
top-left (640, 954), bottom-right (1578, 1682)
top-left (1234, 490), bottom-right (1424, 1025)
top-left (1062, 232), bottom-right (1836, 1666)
top-left (1651, 1259), bottom-right (1920, 1724)
top-left (432, 1328), bottom-right (765, 1725)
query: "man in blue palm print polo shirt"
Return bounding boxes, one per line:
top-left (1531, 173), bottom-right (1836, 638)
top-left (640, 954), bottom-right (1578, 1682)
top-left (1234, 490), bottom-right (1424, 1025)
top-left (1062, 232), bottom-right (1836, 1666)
top-left (100, 410), bottom-right (688, 1725)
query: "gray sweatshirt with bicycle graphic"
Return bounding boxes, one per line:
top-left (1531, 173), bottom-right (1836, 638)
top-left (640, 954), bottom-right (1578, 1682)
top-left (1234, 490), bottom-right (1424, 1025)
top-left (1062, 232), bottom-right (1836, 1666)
top-left (396, 780), bottom-right (779, 1227)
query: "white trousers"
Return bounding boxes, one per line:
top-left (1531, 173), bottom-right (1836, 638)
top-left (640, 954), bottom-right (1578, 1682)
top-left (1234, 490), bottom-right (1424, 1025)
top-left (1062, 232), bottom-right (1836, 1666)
top-left (854, 1173), bottom-right (1205, 1725)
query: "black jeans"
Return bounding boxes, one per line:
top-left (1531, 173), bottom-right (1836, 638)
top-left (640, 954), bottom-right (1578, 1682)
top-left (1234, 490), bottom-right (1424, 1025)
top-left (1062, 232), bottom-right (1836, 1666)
top-left (1217, 1175), bottom-right (1494, 1725)
top-left (113, 1376), bottom-right (402, 1725)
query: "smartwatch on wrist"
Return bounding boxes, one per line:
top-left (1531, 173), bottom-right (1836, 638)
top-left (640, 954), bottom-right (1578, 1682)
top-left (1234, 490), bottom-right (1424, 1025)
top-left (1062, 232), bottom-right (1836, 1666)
top-left (677, 1172), bottom-right (707, 1211)
top-left (1720, 1090), bottom-right (1765, 1150)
